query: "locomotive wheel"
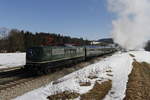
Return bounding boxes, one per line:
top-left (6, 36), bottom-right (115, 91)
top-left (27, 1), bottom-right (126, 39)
top-left (43, 67), bottom-right (51, 74)
top-left (36, 69), bottom-right (44, 75)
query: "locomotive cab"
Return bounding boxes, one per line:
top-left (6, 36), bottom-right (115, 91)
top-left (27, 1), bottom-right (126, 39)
top-left (26, 47), bottom-right (44, 63)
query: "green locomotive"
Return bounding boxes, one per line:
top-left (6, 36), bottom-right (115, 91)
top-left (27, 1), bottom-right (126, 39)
top-left (26, 46), bottom-right (86, 74)
top-left (25, 45), bottom-right (116, 74)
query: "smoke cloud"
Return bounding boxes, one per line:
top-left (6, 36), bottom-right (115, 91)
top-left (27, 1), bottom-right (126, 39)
top-left (107, 0), bottom-right (150, 50)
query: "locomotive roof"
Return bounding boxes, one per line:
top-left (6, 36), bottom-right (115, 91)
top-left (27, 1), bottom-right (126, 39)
top-left (28, 45), bottom-right (84, 49)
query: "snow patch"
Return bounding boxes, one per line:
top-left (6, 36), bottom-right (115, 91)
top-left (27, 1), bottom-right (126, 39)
top-left (13, 51), bottom-right (150, 100)
top-left (0, 53), bottom-right (26, 69)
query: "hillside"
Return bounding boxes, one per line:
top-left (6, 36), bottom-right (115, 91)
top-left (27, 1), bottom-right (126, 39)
top-left (98, 38), bottom-right (113, 44)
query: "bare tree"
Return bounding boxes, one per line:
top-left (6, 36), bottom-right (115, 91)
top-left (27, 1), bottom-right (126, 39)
top-left (8, 29), bottom-right (24, 52)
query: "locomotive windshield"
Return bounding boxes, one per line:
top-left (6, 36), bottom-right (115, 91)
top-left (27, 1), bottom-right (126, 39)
top-left (26, 47), bottom-right (43, 61)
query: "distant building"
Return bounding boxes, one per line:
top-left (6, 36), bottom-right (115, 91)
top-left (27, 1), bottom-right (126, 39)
top-left (90, 38), bottom-right (116, 46)
top-left (90, 41), bottom-right (101, 45)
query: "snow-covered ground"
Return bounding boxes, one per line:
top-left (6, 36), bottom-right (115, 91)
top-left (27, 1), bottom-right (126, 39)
top-left (0, 53), bottom-right (26, 69)
top-left (13, 51), bottom-right (150, 100)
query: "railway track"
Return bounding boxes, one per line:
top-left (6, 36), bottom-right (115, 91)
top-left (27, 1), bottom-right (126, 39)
top-left (0, 67), bottom-right (24, 78)
top-left (0, 78), bottom-right (34, 90)
top-left (0, 67), bottom-right (21, 72)
top-left (0, 67), bottom-right (33, 85)
top-left (0, 53), bottom-right (114, 100)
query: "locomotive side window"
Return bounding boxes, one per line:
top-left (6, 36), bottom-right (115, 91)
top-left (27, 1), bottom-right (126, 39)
top-left (52, 48), bottom-right (64, 55)
top-left (43, 48), bottom-right (52, 56)
top-left (70, 49), bottom-right (76, 54)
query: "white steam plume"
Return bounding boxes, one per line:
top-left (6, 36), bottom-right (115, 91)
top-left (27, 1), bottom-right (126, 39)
top-left (108, 0), bottom-right (150, 50)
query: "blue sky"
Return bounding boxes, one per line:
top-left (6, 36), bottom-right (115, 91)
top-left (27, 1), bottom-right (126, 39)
top-left (0, 0), bottom-right (113, 40)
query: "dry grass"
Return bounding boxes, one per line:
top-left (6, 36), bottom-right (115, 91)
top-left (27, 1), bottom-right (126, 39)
top-left (124, 61), bottom-right (150, 100)
top-left (142, 62), bottom-right (150, 69)
top-left (47, 91), bottom-right (80, 100)
top-left (79, 81), bottom-right (91, 86)
top-left (106, 74), bottom-right (113, 77)
top-left (88, 75), bottom-right (98, 79)
top-left (80, 80), bottom-right (112, 100)
top-left (48, 80), bottom-right (112, 100)
top-left (106, 70), bottom-right (112, 72)
top-left (129, 54), bottom-right (135, 57)
top-left (52, 79), bottom-right (64, 85)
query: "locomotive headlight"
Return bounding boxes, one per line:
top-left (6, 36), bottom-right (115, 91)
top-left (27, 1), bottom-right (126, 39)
top-left (27, 49), bottom-right (34, 57)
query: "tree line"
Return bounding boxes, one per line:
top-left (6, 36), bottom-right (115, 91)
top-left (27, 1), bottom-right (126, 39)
top-left (0, 29), bottom-right (90, 53)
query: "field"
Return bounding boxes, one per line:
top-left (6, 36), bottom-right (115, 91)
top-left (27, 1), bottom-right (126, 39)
top-left (0, 51), bottom-right (150, 100)
top-left (11, 51), bottom-right (150, 100)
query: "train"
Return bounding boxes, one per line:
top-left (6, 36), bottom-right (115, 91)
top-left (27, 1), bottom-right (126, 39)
top-left (25, 45), bottom-right (116, 75)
